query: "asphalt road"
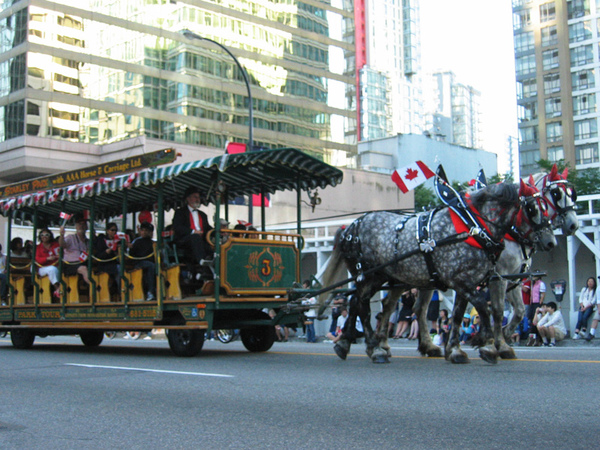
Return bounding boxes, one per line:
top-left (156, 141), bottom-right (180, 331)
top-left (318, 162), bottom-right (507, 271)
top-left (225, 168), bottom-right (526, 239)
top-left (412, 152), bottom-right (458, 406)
top-left (1, 335), bottom-right (598, 449)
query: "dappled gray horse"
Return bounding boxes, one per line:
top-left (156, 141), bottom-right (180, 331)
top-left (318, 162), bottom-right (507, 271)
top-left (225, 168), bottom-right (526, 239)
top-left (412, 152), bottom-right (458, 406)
top-left (320, 181), bottom-right (553, 364)
top-left (492, 165), bottom-right (577, 354)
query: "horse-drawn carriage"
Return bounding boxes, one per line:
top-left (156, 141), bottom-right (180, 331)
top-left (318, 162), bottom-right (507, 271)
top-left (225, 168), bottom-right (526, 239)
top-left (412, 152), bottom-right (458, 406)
top-left (0, 148), bottom-right (342, 356)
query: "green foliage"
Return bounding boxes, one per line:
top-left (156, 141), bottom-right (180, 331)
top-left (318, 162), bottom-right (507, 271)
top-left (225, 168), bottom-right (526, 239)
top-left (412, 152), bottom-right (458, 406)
top-left (488, 172), bottom-right (514, 184)
top-left (414, 184), bottom-right (439, 211)
top-left (574, 168), bottom-right (600, 196)
top-left (536, 158), bottom-right (600, 196)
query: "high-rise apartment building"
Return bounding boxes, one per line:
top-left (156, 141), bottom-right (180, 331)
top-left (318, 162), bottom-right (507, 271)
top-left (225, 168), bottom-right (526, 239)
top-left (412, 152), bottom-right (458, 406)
top-left (352, 0), bottom-right (424, 142)
top-left (512, 0), bottom-right (600, 175)
top-left (0, 0), bottom-right (356, 182)
top-left (424, 71), bottom-right (482, 149)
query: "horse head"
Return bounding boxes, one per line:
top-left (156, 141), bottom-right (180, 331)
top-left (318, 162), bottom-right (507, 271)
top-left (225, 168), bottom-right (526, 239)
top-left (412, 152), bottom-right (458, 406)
top-left (514, 179), bottom-right (556, 251)
top-left (535, 164), bottom-right (579, 235)
top-left (467, 181), bottom-right (521, 242)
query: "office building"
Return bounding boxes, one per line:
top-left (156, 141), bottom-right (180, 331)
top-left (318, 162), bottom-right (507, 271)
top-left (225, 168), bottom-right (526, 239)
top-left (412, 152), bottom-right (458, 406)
top-left (0, 0), bottom-right (356, 182)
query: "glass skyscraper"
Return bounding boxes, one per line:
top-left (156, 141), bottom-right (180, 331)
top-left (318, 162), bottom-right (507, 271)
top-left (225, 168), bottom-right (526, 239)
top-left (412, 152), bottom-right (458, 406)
top-left (0, 0), bottom-right (355, 181)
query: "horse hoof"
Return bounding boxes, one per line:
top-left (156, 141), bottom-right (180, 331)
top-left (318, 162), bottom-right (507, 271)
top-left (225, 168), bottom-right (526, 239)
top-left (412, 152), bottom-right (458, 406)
top-left (499, 347), bottom-right (517, 360)
top-left (427, 346), bottom-right (443, 358)
top-left (334, 344), bottom-right (348, 360)
top-left (449, 350), bottom-right (470, 364)
top-left (479, 347), bottom-right (499, 364)
top-left (372, 354), bottom-right (390, 364)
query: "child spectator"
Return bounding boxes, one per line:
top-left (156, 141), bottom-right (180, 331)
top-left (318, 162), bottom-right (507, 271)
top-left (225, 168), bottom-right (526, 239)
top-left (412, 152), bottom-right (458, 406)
top-left (459, 314), bottom-right (475, 344)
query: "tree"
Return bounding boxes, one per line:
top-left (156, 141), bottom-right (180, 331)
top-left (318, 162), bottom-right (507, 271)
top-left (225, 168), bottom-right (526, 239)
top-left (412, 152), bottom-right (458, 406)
top-left (536, 158), bottom-right (600, 196)
top-left (414, 184), bottom-right (439, 211)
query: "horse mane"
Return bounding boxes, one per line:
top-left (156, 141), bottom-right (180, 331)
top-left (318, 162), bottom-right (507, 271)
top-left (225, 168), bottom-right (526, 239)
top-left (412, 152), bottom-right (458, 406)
top-left (468, 182), bottom-right (518, 209)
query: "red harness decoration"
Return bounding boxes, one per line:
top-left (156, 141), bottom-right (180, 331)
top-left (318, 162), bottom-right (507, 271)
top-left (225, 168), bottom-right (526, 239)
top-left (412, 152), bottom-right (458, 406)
top-left (448, 193), bottom-right (496, 250)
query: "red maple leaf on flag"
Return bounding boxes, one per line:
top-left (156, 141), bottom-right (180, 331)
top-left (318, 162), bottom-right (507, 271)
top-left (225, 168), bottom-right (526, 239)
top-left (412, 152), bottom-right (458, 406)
top-left (405, 168), bottom-right (419, 181)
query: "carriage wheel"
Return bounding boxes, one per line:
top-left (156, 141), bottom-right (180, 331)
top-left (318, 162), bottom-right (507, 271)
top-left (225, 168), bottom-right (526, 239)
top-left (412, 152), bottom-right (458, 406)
top-left (216, 329), bottom-right (236, 343)
top-left (80, 331), bottom-right (104, 347)
top-left (11, 329), bottom-right (35, 349)
top-left (241, 325), bottom-right (276, 352)
top-left (167, 329), bottom-right (205, 357)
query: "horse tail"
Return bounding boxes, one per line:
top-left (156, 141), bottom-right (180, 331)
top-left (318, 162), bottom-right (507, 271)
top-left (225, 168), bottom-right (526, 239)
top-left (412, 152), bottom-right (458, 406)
top-left (317, 231), bottom-right (349, 316)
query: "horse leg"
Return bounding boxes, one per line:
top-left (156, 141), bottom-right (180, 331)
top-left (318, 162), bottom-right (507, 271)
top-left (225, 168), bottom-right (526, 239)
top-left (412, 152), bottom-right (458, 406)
top-left (352, 278), bottom-right (390, 364)
top-left (333, 293), bottom-right (360, 360)
top-left (446, 293), bottom-right (471, 364)
top-left (375, 287), bottom-right (403, 359)
top-left (501, 285), bottom-right (525, 357)
top-left (415, 290), bottom-right (442, 357)
top-left (488, 278), bottom-right (515, 360)
top-left (469, 290), bottom-right (499, 364)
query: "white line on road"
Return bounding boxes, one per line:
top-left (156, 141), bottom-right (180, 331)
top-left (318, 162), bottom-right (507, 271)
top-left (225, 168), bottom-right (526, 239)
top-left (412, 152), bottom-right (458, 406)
top-left (65, 363), bottom-right (234, 378)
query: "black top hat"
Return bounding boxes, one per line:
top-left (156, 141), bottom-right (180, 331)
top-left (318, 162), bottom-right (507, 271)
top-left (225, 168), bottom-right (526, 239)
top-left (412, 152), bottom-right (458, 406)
top-left (183, 186), bottom-right (201, 200)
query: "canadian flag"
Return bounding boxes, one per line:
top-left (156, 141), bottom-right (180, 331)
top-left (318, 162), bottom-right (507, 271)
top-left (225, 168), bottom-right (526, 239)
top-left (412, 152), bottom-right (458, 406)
top-left (391, 161), bottom-right (435, 194)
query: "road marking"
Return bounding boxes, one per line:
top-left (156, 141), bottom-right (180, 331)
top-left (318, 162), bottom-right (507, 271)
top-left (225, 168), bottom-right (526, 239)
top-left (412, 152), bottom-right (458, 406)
top-left (65, 363), bottom-right (234, 378)
top-left (270, 350), bottom-right (600, 363)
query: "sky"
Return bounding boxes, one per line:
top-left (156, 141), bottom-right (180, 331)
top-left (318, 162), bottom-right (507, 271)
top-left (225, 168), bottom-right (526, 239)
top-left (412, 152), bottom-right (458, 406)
top-left (420, 0), bottom-right (517, 174)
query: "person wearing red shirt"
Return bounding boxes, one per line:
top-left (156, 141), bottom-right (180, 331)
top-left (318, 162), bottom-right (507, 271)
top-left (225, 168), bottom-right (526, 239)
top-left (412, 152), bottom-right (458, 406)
top-left (35, 228), bottom-right (61, 298)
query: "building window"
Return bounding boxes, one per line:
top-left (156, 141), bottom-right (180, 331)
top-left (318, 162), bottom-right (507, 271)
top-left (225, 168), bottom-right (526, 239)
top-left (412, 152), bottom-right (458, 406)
top-left (572, 68), bottom-right (595, 90)
top-left (576, 143), bottom-right (599, 164)
top-left (570, 21), bottom-right (592, 42)
top-left (573, 93), bottom-right (596, 114)
top-left (541, 25), bottom-right (558, 46)
top-left (518, 102), bottom-right (538, 122)
top-left (545, 97), bottom-right (562, 118)
top-left (543, 73), bottom-right (560, 94)
top-left (568, 0), bottom-right (590, 19)
top-left (546, 121), bottom-right (562, 142)
top-left (571, 45), bottom-right (594, 66)
top-left (517, 78), bottom-right (538, 99)
top-left (519, 125), bottom-right (538, 145)
top-left (515, 31), bottom-right (535, 52)
top-left (516, 54), bottom-right (536, 75)
top-left (540, 2), bottom-right (556, 22)
top-left (574, 118), bottom-right (598, 139)
top-left (548, 146), bottom-right (564, 162)
top-left (513, 9), bottom-right (531, 30)
top-left (520, 149), bottom-right (541, 167)
top-left (542, 49), bottom-right (559, 70)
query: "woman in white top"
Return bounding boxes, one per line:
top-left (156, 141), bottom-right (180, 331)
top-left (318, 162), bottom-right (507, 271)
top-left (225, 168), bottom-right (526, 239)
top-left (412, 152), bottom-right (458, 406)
top-left (574, 277), bottom-right (597, 339)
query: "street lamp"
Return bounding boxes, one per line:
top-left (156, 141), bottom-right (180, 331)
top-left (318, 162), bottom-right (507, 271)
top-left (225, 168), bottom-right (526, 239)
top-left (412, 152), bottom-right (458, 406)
top-left (181, 30), bottom-right (253, 152)
top-left (181, 29), bottom-right (254, 221)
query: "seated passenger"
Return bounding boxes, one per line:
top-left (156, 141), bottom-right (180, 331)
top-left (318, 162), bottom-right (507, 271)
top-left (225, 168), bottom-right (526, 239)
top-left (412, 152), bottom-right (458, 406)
top-left (35, 228), bottom-right (61, 299)
top-left (129, 222), bottom-right (156, 301)
top-left (94, 222), bottom-right (122, 292)
top-left (59, 214), bottom-right (91, 285)
top-left (10, 237), bottom-right (28, 258)
top-left (172, 187), bottom-right (213, 266)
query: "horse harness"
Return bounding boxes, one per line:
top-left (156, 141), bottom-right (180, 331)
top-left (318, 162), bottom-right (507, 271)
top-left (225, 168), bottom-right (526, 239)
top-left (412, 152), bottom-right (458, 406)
top-left (339, 200), bottom-right (505, 290)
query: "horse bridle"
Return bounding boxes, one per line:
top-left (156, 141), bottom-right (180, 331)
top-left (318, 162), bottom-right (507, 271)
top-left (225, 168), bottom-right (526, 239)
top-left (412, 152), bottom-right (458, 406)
top-left (512, 191), bottom-right (551, 245)
top-left (542, 178), bottom-right (577, 220)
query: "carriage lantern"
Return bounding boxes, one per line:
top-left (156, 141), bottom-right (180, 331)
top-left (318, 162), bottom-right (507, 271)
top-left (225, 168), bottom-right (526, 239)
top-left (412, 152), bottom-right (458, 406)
top-left (550, 279), bottom-right (567, 302)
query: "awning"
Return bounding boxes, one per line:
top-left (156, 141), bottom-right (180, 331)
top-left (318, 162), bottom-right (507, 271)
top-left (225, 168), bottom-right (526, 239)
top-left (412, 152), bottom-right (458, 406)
top-left (0, 148), bottom-right (344, 222)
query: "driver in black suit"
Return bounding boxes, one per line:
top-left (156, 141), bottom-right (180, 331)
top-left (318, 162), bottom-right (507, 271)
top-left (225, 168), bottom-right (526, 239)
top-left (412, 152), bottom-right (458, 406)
top-left (172, 187), bottom-right (213, 265)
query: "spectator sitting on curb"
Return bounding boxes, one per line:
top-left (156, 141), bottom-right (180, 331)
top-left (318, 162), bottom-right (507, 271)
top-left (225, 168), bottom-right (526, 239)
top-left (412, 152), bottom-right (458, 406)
top-left (538, 301), bottom-right (567, 347)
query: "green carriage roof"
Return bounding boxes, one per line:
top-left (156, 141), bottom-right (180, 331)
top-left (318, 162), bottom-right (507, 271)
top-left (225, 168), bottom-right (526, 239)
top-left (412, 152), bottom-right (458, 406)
top-left (0, 148), bottom-right (344, 222)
